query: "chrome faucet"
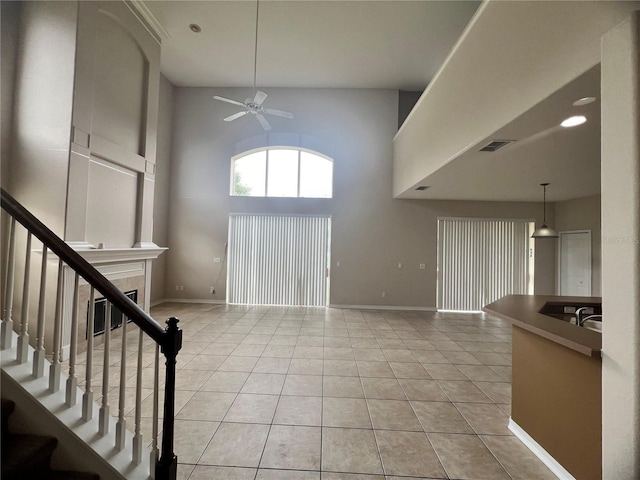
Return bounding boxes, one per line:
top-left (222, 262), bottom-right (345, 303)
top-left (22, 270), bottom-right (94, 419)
top-left (580, 314), bottom-right (602, 326)
top-left (575, 307), bottom-right (591, 326)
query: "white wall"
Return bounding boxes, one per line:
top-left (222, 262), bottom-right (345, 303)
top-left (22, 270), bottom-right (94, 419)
top-left (162, 87), bottom-right (555, 307)
top-left (555, 194), bottom-right (602, 296)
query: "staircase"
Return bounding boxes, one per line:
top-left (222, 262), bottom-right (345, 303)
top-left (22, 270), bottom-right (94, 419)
top-left (1, 188), bottom-right (182, 480)
top-left (2, 398), bottom-right (99, 480)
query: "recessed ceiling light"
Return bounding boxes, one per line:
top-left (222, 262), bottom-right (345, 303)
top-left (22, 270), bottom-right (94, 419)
top-left (561, 115), bottom-right (587, 128)
top-left (572, 96), bottom-right (596, 106)
top-left (189, 23), bottom-right (201, 33)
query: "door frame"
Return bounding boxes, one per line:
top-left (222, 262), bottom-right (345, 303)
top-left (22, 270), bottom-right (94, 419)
top-left (557, 230), bottom-right (592, 296)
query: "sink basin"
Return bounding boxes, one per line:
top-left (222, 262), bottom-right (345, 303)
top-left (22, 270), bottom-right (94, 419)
top-left (583, 319), bottom-right (602, 333)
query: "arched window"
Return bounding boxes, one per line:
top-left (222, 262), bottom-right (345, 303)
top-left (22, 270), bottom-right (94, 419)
top-left (231, 147), bottom-right (333, 198)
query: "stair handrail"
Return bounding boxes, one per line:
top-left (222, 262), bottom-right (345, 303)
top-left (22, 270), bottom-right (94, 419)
top-left (1, 187), bottom-right (181, 480)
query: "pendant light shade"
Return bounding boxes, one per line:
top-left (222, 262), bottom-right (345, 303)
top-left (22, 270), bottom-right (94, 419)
top-left (532, 183), bottom-right (559, 238)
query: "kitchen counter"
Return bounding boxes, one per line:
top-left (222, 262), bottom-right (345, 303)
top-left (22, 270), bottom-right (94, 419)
top-left (483, 294), bottom-right (602, 357)
top-left (484, 294), bottom-right (602, 480)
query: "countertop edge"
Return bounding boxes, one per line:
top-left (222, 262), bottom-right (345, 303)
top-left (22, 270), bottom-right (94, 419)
top-left (483, 295), bottom-right (602, 358)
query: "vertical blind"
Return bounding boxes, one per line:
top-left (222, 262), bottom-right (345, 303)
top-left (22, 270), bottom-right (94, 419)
top-left (437, 218), bottom-right (532, 312)
top-left (227, 214), bottom-right (330, 306)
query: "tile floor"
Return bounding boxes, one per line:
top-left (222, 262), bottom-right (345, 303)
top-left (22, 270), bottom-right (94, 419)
top-left (98, 303), bottom-right (559, 479)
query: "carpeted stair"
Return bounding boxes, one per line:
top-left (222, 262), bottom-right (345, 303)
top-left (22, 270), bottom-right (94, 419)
top-left (2, 398), bottom-right (100, 480)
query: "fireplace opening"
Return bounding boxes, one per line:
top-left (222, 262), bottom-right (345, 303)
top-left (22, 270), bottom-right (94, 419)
top-left (87, 289), bottom-right (137, 337)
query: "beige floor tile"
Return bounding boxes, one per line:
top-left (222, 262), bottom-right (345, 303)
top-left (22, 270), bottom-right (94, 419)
top-left (457, 364), bottom-right (504, 382)
top-left (187, 465), bottom-right (256, 479)
top-left (182, 355), bottom-right (227, 371)
top-left (218, 356), bottom-right (259, 372)
top-left (474, 381), bottom-right (512, 403)
top-left (455, 402), bottom-right (511, 435)
top-left (353, 348), bottom-right (386, 362)
top-left (176, 463), bottom-right (195, 480)
top-left (231, 344), bottom-right (266, 357)
top-left (282, 374), bottom-right (323, 396)
top-left (242, 334), bottom-right (272, 345)
top-left (471, 351), bottom-right (512, 366)
top-left (350, 338), bottom-right (379, 349)
top-left (367, 399), bottom-right (421, 431)
top-left (261, 345), bottom-right (295, 358)
top-left (361, 378), bottom-right (406, 400)
top-left (436, 380), bottom-right (492, 403)
top-left (240, 373), bottom-right (286, 395)
top-left (324, 336), bottom-right (351, 346)
top-left (321, 474), bottom-right (384, 480)
top-left (323, 376), bottom-right (365, 398)
top-left (411, 401), bottom-right (474, 434)
top-left (200, 371), bottom-right (249, 393)
top-left (205, 344), bottom-right (237, 355)
top-left (173, 419), bottom-right (219, 463)
top-left (323, 397), bottom-right (372, 428)
top-left (398, 379), bottom-right (448, 401)
top-left (177, 391), bottom-right (236, 421)
top-left (422, 363), bottom-right (467, 380)
top-left (375, 430), bottom-right (446, 478)
top-left (256, 469), bottom-right (320, 479)
top-left (293, 346), bottom-right (324, 359)
top-left (323, 360), bottom-right (359, 376)
top-left (199, 422), bottom-right (270, 467)
top-left (252, 357), bottom-right (291, 374)
top-left (481, 435), bottom-right (557, 480)
top-left (322, 427), bottom-right (383, 474)
top-left (441, 351), bottom-right (483, 365)
top-left (260, 425), bottom-right (321, 470)
top-left (413, 350), bottom-right (449, 364)
top-left (428, 433), bottom-right (510, 479)
top-left (356, 361), bottom-right (395, 378)
top-left (268, 336), bottom-right (298, 346)
top-left (273, 395), bottom-right (322, 426)
top-left (288, 358), bottom-right (324, 375)
top-left (488, 365), bottom-right (512, 381)
top-left (324, 347), bottom-right (355, 360)
top-left (376, 339), bottom-right (405, 349)
top-left (382, 349), bottom-right (417, 363)
top-left (174, 369), bottom-right (214, 391)
top-left (388, 362), bottom-right (430, 379)
top-left (297, 336), bottom-right (324, 346)
top-left (223, 393), bottom-right (278, 423)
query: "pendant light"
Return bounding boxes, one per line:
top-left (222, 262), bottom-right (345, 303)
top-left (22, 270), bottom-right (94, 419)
top-left (532, 183), bottom-right (558, 238)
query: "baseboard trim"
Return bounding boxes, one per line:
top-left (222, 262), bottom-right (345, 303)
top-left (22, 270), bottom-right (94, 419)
top-left (329, 304), bottom-right (436, 312)
top-left (508, 418), bottom-right (574, 480)
top-left (158, 298), bottom-right (227, 305)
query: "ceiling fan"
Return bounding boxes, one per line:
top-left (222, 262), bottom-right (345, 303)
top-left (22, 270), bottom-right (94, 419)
top-left (213, 0), bottom-right (293, 131)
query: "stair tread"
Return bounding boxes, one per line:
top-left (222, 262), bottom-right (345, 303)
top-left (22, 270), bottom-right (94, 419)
top-left (48, 470), bottom-right (100, 480)
top-left (1, 433), bottom-right (58, 474)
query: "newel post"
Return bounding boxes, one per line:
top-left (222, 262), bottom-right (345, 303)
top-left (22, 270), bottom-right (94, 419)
top-left (156, 317), bottom-right (182, 480)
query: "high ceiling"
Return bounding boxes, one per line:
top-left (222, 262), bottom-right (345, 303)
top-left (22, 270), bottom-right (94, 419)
top-left (144, 0), bottom-right (481, 89)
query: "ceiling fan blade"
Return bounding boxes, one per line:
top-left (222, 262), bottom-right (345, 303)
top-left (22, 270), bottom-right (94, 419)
top-left (253, 90), bottom-right (268, 106)
top-left (256, 114), bottom-right (272, 131)
top-left (264, 108), bottom-right (294, 119)
top-left (224, 111), bottom-right (248, 122)
top-left (213, 95), bottom-right (246, 107)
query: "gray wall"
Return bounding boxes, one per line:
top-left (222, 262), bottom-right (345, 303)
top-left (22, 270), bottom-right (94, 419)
top-left (151, 74), bottom-right (174, 305)
top-left (162, 86), bottom-right (555, 307)
top-left (555, 194), bottom-right (602, 296)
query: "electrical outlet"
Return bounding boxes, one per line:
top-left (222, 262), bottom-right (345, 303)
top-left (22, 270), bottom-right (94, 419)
top-left (175, 285), bottom-right (179, 291)
top-left (381, 291), bottom-right (386, 298)
top-left (179, 285), bottom-right (184, 291)
top-left (336, 260), bottom-right (341, 267)
top-left (398, 263), bottom-right (403, 269)
top-left (214, 257), bottom-right (221, 263)
top-left (210, 287), bottom-right (215, 294)
top-left (419, 263), bottom-right (426, 270)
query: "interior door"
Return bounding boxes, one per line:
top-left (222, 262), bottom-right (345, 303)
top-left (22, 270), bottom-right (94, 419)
top-left (559, 231), bottom-right (592, 296)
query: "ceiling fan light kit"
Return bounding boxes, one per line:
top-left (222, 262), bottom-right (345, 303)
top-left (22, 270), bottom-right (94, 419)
top-left (213, 0), bottom-right (293, 131)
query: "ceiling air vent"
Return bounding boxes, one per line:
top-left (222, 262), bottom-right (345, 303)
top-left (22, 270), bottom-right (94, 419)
top-left (479, 140), bottom-right (514, 152)
top-left (415, 186), bottom-right (429, 191)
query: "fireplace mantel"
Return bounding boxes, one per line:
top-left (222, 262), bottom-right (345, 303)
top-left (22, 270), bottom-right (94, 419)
top-left (67, 242), bottom-right (167, 265)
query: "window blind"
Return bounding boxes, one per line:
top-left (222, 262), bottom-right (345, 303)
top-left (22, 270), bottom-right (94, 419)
top-left (437, 218), bottom-right (533, 312)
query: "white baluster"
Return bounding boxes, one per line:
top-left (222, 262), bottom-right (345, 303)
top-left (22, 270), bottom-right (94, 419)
top-left (98, 300), bottom-right (111, 436)
top-left (115, 315), bottom-right (127, 450)
top-left (1, 217), bottom-right (16, 349)
top-left (65, 272), bottom-right (79, 407)
top-left (132, 329), bottom-right (144, 464)
top-left (33, 247), bottom-right (47, 377)
top-left (17, 232), bottom-right (32, 363)
top-left (150, 344), bottom-right (160, 478)
top-left (82, 288), bottom-right (95, 421)
top-left (49, 259), bottom-right (63, 393)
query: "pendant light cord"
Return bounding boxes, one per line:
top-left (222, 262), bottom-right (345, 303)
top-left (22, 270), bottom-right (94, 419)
top-left (253, 0), bottom-right (259, 98)
top-left (543, 184), bottom-right (547, 223)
